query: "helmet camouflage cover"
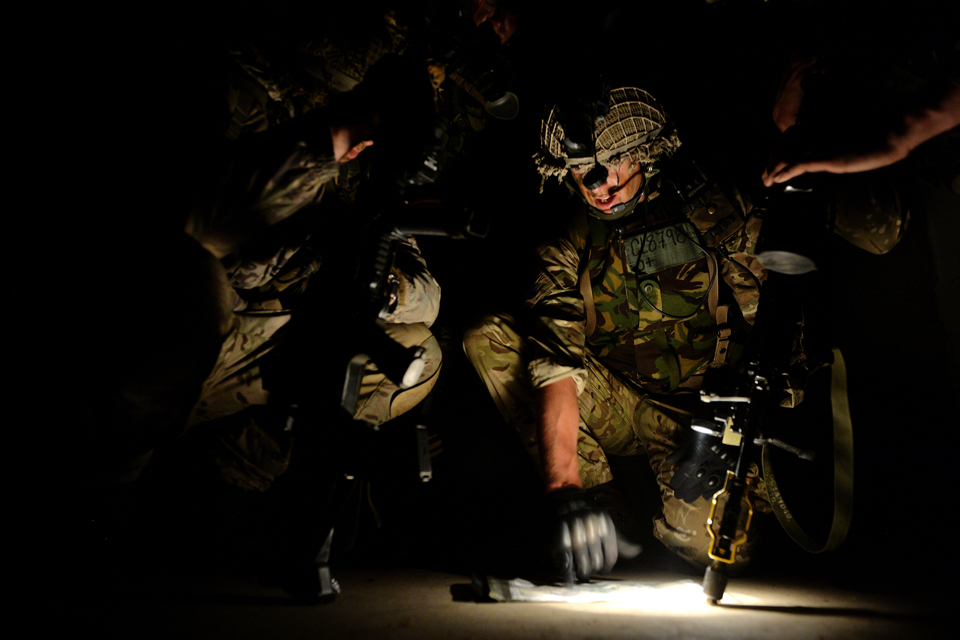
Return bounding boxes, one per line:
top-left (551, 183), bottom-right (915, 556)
top-left (534, 87), bottom-right (681, 190)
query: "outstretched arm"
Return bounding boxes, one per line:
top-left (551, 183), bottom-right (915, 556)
top-left (763, 83), bottom-right (960, 186)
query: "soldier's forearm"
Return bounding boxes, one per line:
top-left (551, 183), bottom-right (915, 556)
top-left (535, 377), bottom-right (582, 493)
top-left (894, 83), bottom-right (960, 155)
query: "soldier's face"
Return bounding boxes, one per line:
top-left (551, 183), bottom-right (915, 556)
top-left (571, 159), bottom-right (645, 215)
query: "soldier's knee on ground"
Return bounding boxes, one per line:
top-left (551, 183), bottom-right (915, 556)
top-left (653, 491), bottom-right (765, 573)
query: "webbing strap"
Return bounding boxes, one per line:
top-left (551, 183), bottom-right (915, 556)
top-left (762, 348), bottom-right (854, 553)
top-left (579, 260), bottom-right (597, 339)
top-left (653, 328), bottom-right (681, 390)
top-left (448, 72), bottom-right (487, 107)
top-left (713, 305), bottom-right (731, 367)
top-left (703, 250), bottom-right (731, 366)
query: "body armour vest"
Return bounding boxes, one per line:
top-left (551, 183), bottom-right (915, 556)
top-left (582, 177), bottom-right (761, 394)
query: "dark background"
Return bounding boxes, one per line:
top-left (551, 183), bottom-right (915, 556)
top-left (6, 0), bottom-right (958, 604)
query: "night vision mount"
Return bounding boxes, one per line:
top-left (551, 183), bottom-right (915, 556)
top-left (554, 77), bottom-right (611, 192)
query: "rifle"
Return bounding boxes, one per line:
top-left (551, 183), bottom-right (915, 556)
top-left (258, 73), bottom-right (486, 603)
top-left (339, 189), bottom-right (487, 418)
top-left (694, 264), bottom-right (811, 604)
top-left (668, 178), bottom-right (850, 603)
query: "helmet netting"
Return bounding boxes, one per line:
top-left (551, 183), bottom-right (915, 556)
top-left (534, 87), bottom-right (681, 190)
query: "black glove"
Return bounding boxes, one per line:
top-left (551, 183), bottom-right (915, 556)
top-left (543, 487), bottom-right (618, 584)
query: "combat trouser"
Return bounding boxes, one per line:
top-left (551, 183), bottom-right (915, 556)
top-left (463, 312), bottom-right (769, 569)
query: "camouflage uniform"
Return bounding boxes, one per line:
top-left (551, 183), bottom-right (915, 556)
top-left (183, 76), bottom-right (442, 492)
top-left (465, 76), bottom-right (913, 567)
top-left (465, 172), bottom-right (773, 568)
top-left (95, 12), bottom-right (451, 487)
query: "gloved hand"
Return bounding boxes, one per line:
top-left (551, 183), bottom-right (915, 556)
top-left (543, 487), bottom-right (618, 583)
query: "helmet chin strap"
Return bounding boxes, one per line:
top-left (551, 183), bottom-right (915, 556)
top-left (564, 166), bottom-right (649, 221)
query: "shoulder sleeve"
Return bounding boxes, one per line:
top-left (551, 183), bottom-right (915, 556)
top-left (526, 211), bottom-right (590, 393)
top-left (829, 169), bottom-right (908, 255)
top-left (717, 189), bottom-right (767, 325)
top-left (186, 109), bottom-right (341, 259)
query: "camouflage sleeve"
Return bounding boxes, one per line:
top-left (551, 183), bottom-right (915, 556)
top-left (829, 169), bottom-right (908, 255)
top-left (185, 109), bottom-right (341, 260)
top-left (382, 236), bottom-right (441, 327)
top-left (823, 38), bottom-right (960, 252)
top-left (718, 193), bottom-right (767, 325)
top-left (221, 241), bottom-right (306, 291)
top-left (525, 212), bottom-right (590, 394)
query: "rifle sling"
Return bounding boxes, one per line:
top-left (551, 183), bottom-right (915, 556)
top-left (578, 220), bottom-right (852, 551)
top-left (579, 259), bottom-right (597, 339)
top-left (761, 347), bottom-right (854, 553)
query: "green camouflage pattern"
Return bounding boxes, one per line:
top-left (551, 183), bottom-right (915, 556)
top-left (830, 170), bottom-right (909, 255)
top-left (465, 152), bottom-right (919, 567)
top-left (527, 179), bottom-right (765, 395)
top-left (464, 312), bottom-right (770, 568)
top-left (463, 174), bottom-right (771, 567)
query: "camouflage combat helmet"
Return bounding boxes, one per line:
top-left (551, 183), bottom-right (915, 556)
top-left (534, 87), bottom-right (681, 193)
